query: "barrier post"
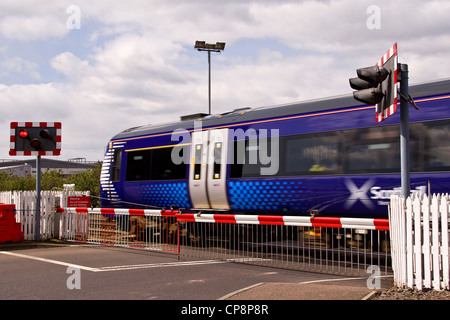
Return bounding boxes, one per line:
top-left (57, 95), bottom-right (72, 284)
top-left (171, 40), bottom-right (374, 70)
top-left (177, 217), bottom-right (181, 260)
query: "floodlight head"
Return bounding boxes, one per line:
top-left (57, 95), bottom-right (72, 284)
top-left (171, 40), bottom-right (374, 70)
top-left (194, 40), bottom-right (226, 52)
top-left (194, 40), bottom-right (206, 49)
top-left (215, 42), bottom-right (226, 50)
top-left (205, 43), bottom-right (216, 50)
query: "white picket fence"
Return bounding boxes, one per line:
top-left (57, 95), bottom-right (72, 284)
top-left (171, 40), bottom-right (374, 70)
top-left (0, 190), bottom-right (89, 240)
top-left (390, 194), bottom-right (450, 291)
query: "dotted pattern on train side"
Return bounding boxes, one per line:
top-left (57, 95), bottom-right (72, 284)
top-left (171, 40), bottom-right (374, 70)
top-left (227, 180), bottom-right (312, 213)
top-left (139, 182), bottom-right (191, 209)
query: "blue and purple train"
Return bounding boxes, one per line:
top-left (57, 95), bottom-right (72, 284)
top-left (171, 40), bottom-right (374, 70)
top-left (100, 78), bottom-right (450, 219)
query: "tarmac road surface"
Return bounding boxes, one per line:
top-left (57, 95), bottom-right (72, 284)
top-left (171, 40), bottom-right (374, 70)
top-left (0, 241), bottom-right (391, 303)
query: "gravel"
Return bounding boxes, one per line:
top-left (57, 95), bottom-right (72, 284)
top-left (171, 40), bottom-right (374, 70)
top-left (370, 287), bottom-right (450, 300)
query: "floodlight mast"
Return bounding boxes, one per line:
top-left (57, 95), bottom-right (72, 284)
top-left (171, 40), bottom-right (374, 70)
top-left (194, 41), bottom-right (226, 115)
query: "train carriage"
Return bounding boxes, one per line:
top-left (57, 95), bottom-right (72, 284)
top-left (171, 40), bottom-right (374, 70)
top-left (100, 78), bottom-right (450, 219)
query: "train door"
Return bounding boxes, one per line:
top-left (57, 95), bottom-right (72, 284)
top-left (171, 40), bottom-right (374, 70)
top-left (189, 128), bottom-right (230, 210)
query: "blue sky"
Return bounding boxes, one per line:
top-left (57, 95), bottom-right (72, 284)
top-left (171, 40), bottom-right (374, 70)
top-left (1, 0), bottom-right (449, 161)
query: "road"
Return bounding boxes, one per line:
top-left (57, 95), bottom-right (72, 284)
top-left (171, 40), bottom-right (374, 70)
top-left (0, 242), bottom-right (391, 306)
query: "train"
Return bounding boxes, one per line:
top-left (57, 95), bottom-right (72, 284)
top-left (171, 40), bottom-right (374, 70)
top-left (100, 78), bottom-right (450, 220)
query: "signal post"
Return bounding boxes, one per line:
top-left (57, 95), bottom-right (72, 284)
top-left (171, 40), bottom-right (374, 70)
top-left (9, 122), bottom-right (62, 241)
top-left (349, 43), bottom-right (412, 197)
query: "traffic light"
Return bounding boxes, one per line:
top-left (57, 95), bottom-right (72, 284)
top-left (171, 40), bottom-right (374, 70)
top-left (15, 127), bottom-right (57, 151)
top-left (349, 65), bottom-right (388, 105)
top-left (349, 43), bottom-right (398, 123)
top-left (10, 122), bottom-right (61, 156)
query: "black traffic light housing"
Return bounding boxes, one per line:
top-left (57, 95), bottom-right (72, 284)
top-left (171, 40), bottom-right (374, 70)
top-left (349, 53), bottom-right (397, 118)
top-left (14, 127), bottom-right (58, 152)
top-left (350, 65), bottom-right (388, 107)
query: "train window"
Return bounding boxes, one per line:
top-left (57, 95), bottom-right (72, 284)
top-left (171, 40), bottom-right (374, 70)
top-left (193, 144), bottom-right (202, 180)
top-left (283, 133), bottom-right (339, 175)
top-left (126, 151), bottom-right (151, 181)
top-left (150, 146), bottom-right (187, 180)
top-left (423, 120), bottom-right (450, 171)
top-left (229, 140), bottom-right (244, 178)
top-left (229, 138), bottom-right (273, 178)
top-left (111, 148), bottom-right (122, 182)
top-left (344, 126), bottom-right (400, 173)
top-left (213, 142), bottom-right (222, 179)
top-left (346, 142), bottom-right (400, 173)
top-left (126, 146), bottom-right (187, 181)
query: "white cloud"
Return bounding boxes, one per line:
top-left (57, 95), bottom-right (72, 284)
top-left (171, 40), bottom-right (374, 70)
top-left (0, 13), bottom-right (68, 41)
top-left (1, 56), bottom-right (41, 80)
top-left (50, 52), bottom-right (92, 78)
top-left (0, 0), bottom-right (449, 161)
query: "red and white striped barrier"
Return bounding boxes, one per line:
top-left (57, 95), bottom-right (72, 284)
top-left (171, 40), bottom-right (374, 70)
top-left (178, 213), bottom-right (389, 231)
top-left (57, 208), bottom-right (389, 231)
top-left (57, 207), bottom-right (175, 216)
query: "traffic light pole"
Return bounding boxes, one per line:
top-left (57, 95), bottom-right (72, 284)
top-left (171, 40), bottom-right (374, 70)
top-left (35, 155), bottom-right (41, 241)
top-left (349, 44), bottom-right (410, 197)
top-left (399, 63), bottom-right (410, 198)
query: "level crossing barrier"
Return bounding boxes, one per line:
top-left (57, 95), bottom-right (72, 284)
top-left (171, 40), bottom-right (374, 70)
top-left (57, 207), bottom-right (391, 276)
top-left (178, 213), bottom-right (390, 276)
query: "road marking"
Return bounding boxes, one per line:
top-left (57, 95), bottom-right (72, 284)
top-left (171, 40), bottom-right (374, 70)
top-left (297, 275), bottom-right (392, 285)
top-left (0, 251), bottom-right (227, 272)
top-left (219, 282), bottom-right (265, 300)
top-left (0, 251), bottom-right (98, 272)
top-left (97, 260), bottom-right (228, 271)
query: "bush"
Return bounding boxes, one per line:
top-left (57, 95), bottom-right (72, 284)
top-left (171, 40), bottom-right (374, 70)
top-left (0, 162), bottom-right (102, 207)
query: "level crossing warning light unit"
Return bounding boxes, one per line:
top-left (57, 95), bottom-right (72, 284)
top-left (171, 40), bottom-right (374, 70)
top-left (9, 122), bottom-right (61, 156)
top-left (349, 43), bottom-right (398, 123)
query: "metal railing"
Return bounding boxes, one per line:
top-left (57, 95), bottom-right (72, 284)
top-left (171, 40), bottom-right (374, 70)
top-left (59, 208), bottom-right (179, 253)
top-left (177, 213), bottom-right (391, 276)
top-left (57, 208), bottom-right (391, 276)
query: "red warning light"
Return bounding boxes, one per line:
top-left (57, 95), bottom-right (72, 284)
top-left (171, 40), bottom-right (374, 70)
top-left (19, 130), bottom-right (28, 138)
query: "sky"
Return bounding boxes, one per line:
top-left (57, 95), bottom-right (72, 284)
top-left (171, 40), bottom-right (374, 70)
top-left (0, 0), bottom-right (449, 162)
